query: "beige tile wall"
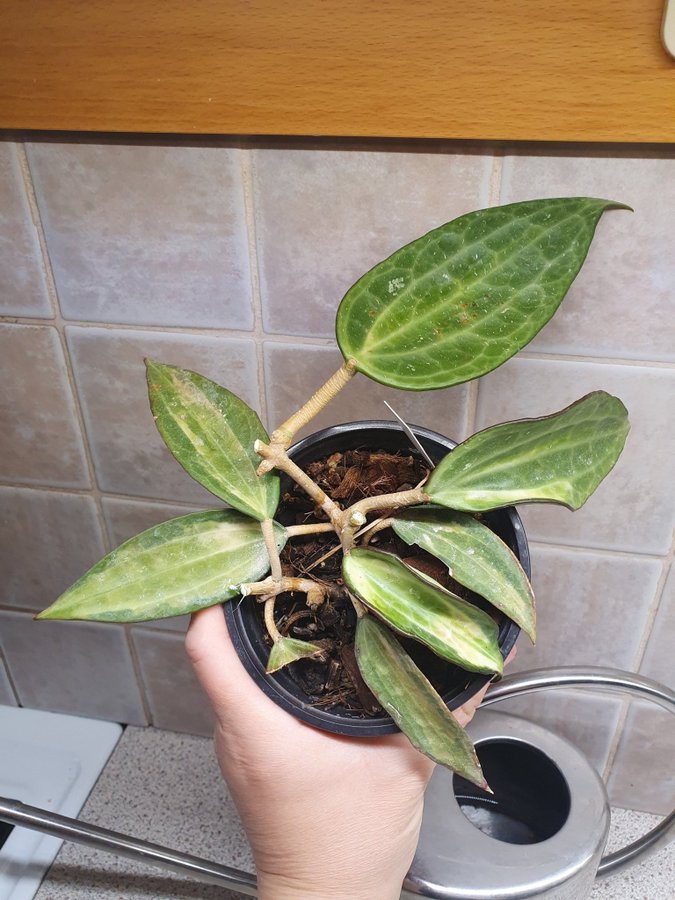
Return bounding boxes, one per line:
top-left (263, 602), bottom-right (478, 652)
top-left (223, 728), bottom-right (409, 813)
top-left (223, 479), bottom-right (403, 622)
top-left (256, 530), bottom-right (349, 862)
top-left (0, 137), bottom-right (672, 813)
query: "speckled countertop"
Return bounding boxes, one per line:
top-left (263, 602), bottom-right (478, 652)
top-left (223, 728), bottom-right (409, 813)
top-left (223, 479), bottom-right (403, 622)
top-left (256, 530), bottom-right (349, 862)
top-left (35, 727), bottom-right (673, 900)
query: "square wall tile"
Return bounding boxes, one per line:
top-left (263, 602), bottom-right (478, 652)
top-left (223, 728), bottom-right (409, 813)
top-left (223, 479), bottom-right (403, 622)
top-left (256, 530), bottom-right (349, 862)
top-left (500, 151), bottom-right (675, 362)
top-left (488, 689), bottom-right (622, 774)
top-left (264, 341), bottom-right (470, 441)
top-left (101, 495), bottom-right (216, 546)
top-left (253, 147), bottom-right (493, 337)
top-left (27, 143), bottom-right (252, 329)
top-left (509, 544), bottom-right (660, 673)
top-left (607, 564), bottom-right (675, 815)
top-left (0, 610), bottom-right (147, 724)
top-left (67, 327), bottom-right (259, 502)
top-left (607, 702), bottom-right (674, 815)
top-left (0, 486), bottom-right (106, 611)
top-left (101, 496), bottom-right (212, 632)
top-left (0, 143), bottom-right (52, 317)
top-left (475, 358), bottom-right (675, 554)
top-left (637, 563), bottom-right (675, 687)
top-left (0, 324), bottom-right (90, 489)
top-left (131, 628), bottom-right (215, 736)
top-left (0, 654), bottom-right (17, 705)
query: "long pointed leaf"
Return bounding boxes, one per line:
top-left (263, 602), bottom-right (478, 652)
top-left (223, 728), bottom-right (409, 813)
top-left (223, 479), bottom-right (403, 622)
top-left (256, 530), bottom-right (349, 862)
top-left (426, 391), bottom-right (629, 512)
top-left (343, 548), bottom-right (502, 674)
top-left (336, 198), bottom-right (628, 390)
top-left (146, 360), bottom-right (279, 521)
top-left (393, 506), bottom-right (535, 641)
top-left (355, 615), bottom-right (487, 788)
top-left (37, 510), bottom-right (286, 623)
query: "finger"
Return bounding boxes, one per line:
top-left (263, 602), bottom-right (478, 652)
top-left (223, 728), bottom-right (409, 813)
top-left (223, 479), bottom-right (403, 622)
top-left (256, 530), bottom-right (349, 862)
top-left (186, 604), bottom-right (303, 732)
top-left (504, 644), bottom-right (518, 666)
top-left (185, 605), bottom-right (260, 713)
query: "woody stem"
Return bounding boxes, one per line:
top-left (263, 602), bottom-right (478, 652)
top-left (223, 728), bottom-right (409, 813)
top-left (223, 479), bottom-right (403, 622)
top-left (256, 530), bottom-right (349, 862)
top-left (261, 518), bottom-right (283, 583)
top-left (256, 359), bottom-right (357, 474)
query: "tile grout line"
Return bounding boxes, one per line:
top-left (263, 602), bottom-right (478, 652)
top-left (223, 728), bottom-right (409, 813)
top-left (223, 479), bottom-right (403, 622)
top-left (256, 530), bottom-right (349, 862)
top-left (0, 645), bottom-right (21, 705)
top-left (16, 142), bottom-right (111, 551)
top-left (0, 483), bottom-right (669, 561)
top-left (125, 628), bottom-right (155, 726)
top-left (239, 146), bottom-right (271, 429)
top-left (14, 143), bottom-right (60, 319)
top-left (1, 310), bottom-right (674, 371)
top-left (601, 532), bottom-right (675, 783)
top-left (464, 151), bottom-right (505, 438)
top-left (488, 149), bottom-right (504, 208)
top-left (0, 479), bottom-right (223, 508)
top-left (17, 141), bottom-right (153, 726)
top-left (526, 538), bottom-right (669, 563)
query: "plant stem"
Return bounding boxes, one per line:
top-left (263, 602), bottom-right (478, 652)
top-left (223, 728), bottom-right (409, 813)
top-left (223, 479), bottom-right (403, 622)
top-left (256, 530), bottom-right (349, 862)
top-left (348, 486), bottom-right (429, 519)
top-left (264, 596), bottom-right (282, 642)
top-left (285, 523), bottom-right (336, 538)
top-left (340, 486), bottom-right (429, 550)
top-left (256, 442), bottom-right (344, 529)
top-left (257, 359), bottom-right (357, 474)
top-left (261, 518), bottom-right (283, 583)
top-left (240, 575), bottom-right (340, 608)
top-left (361, 517), bottom-right (394, 546)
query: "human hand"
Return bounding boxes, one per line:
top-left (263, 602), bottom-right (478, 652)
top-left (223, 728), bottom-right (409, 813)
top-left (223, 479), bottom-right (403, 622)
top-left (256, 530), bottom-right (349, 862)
top-left (186, 605), bottom-right (508, 900)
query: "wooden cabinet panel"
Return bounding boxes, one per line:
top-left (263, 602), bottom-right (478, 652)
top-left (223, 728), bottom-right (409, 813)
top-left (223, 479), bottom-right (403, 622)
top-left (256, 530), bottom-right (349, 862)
top-left (1, 1), bottom-right (674, 141)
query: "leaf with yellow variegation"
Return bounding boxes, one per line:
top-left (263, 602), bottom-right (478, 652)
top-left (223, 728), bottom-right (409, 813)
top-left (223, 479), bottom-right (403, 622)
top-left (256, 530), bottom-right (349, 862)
top-left (146, 360), bottom-right (279, 521)
top-left (343, 548), bottom-right (502, 674)
top-left (355, 615), bottom-right (487, 788)
top-left (37, 510), bottom-right (286, 623)
top-left (393, 506), bottom-right (535, 641)
top-left (266, 636), bottom-right (324, 673)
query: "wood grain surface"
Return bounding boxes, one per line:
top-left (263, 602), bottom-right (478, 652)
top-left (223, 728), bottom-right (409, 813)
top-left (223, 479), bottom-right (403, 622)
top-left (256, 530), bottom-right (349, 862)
top-left (1, 1), bottom-right (674, 141)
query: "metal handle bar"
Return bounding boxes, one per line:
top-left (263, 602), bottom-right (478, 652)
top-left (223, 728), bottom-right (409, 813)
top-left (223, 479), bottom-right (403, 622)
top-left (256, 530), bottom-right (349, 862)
top-left (483, 666), bottom-right (675, 877)
top-left (0, 796), bottom-right (257, 895)
top-left (1, 667), bottom-right (672, 891)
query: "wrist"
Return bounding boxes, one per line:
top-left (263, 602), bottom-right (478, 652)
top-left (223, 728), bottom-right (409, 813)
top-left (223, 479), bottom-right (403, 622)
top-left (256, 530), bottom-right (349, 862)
top-left (257, 871), bottom-right (403, 900)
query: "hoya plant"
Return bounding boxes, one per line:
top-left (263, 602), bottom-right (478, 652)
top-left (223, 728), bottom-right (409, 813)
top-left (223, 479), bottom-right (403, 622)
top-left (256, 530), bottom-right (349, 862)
top-left (38, 198), bottom-right (630, 790)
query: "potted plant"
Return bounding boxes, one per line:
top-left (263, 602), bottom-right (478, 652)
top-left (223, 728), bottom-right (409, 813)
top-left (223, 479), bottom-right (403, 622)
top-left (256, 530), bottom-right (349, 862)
top-left (37, 197), bottom-right (630, 791)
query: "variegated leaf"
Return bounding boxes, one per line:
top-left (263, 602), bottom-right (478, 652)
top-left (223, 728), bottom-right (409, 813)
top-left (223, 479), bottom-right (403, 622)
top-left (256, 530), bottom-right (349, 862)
top-left (426, 392), bottom-right (629, 512)
top-left (355, 614), bottom-right (487, 788)
top-left (266, 636), bottom-right (324, 673)
top-left (146, 360), bottom-right (279, 521)
top-left (393, 506), bottom-right (535, 641)
top-left (342, 548), bottom-right (502, 674)
top-left (37, 510), bottom-right (286, 623)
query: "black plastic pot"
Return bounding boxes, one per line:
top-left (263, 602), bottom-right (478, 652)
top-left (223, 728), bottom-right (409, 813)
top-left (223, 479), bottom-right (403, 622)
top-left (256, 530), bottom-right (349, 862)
top-left (223, 420), bottom-right (530, 736)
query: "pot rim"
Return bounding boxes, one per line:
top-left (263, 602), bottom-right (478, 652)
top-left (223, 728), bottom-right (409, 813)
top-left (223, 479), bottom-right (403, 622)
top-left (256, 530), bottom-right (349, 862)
top-left (223, 419), bottom-right (528, 736)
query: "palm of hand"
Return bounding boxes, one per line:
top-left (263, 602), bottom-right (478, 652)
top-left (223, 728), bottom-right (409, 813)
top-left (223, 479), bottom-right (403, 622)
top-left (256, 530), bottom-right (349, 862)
top-left (187, 605), bottom-right (491, 900)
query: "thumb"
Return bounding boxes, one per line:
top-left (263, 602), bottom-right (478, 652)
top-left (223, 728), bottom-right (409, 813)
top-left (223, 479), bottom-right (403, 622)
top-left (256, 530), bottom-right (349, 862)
top-left (185, 604), bottom-right (257, 715)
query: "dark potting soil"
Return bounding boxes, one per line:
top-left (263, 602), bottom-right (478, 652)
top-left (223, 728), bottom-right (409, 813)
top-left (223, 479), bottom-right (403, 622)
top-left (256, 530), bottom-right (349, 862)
top-left (255, 447), bottom-right (486, 717)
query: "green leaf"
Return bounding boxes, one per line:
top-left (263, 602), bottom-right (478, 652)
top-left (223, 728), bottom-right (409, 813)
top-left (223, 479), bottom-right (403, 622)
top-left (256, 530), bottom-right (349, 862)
top-left (146, 360), bottom-right (279, 521)
top-left (426, 391), bottom-right (629, 512)
top-left (266, 636), bottom-right (324, 673)
top-left (336, 198), bottom-right (628, 390)
top-left (37, 510), bottom-right (286, 623)
top-left (355, 615), bottom-right (487, 788)
top-left (342, 548), bottom-right (502, 674)
top-left (393, 506), bottom-right (535, 641)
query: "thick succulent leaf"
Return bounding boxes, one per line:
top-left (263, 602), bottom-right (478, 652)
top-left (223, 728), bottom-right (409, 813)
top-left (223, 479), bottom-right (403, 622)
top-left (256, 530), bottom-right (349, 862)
top-left (342, 548), bottom-right (502, 674)
top-left (266, 636), bottom-right (324, 673)
top-left (426, 391), bottom-right (629, 512)
top-left (393, 506), bottom-right (535, 641)
top-left (146, 360), bottom-right (279, 521)
top-left (37, 511), bottom-right (286, 623)
top-left (355, 615), bottom-right (487, 788)
top-left (336, 198), bottom-right (628, 390)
